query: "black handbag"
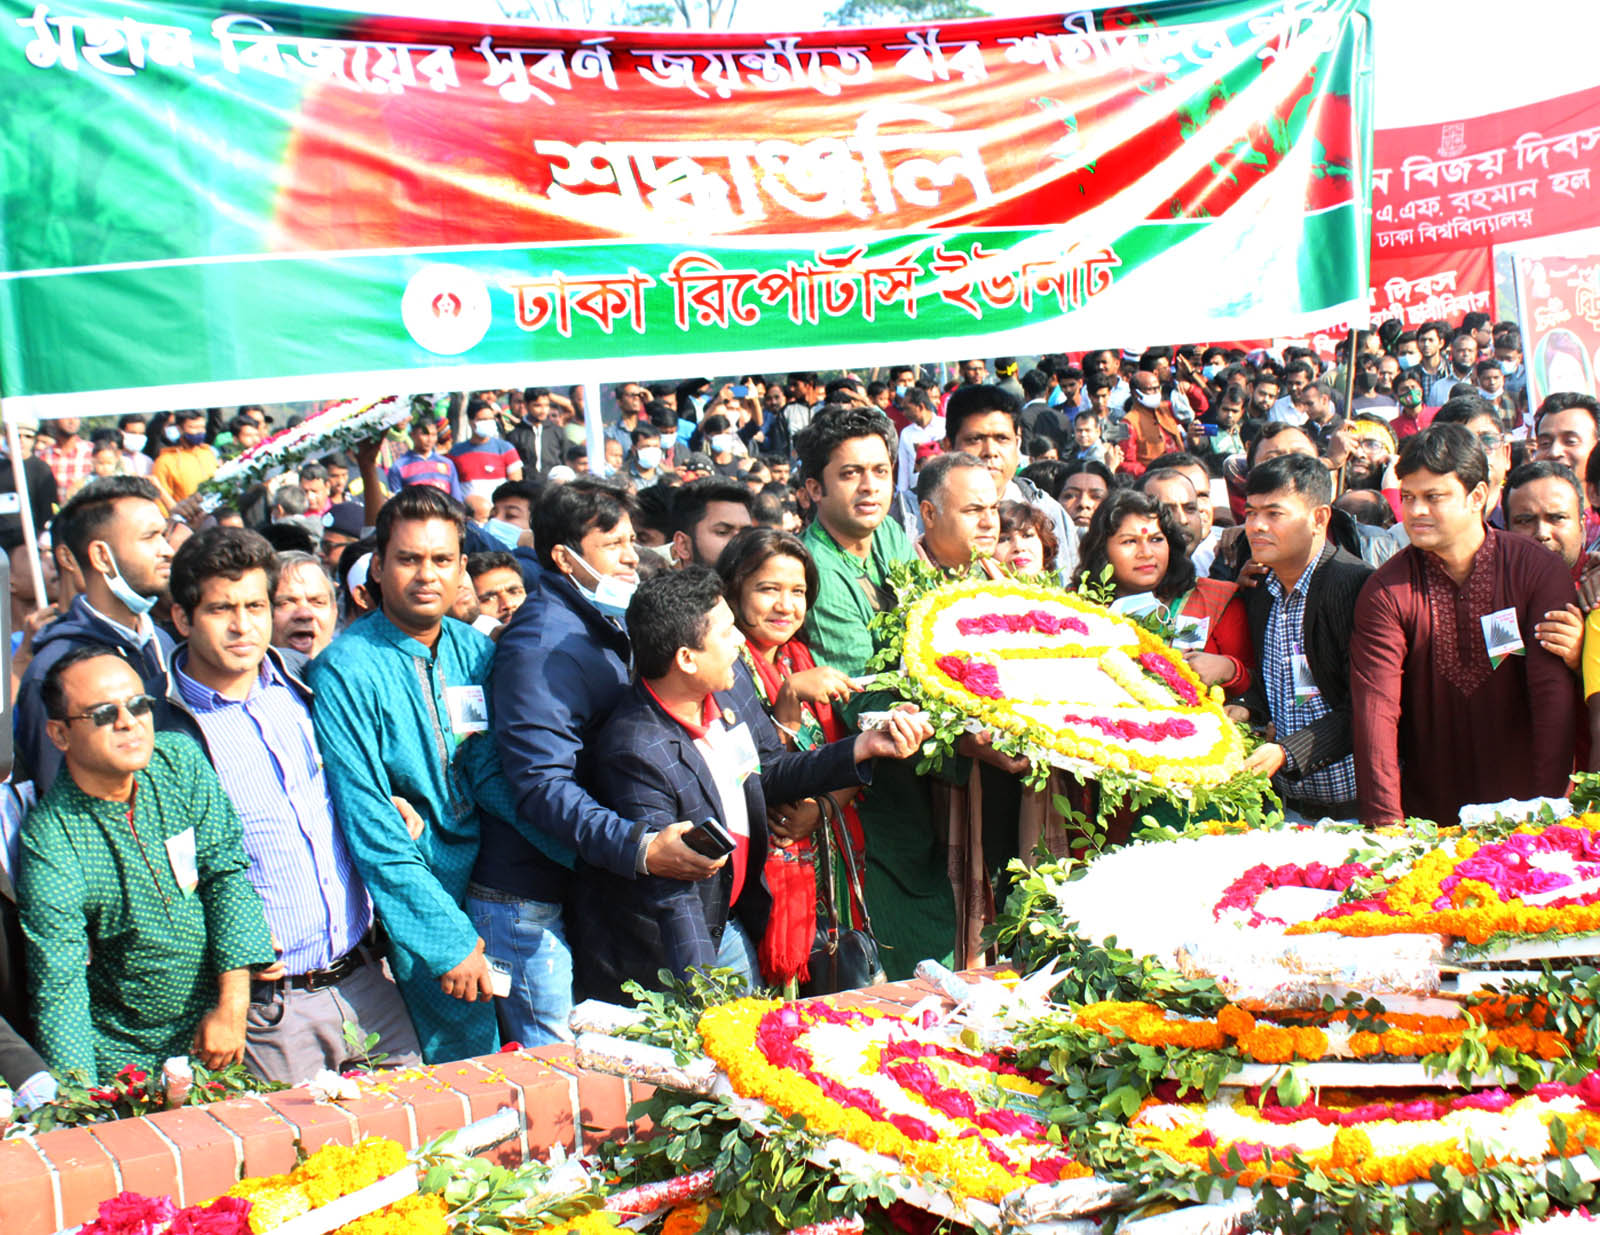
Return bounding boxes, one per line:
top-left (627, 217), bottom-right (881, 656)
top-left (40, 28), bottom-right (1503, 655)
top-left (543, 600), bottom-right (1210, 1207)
top-left (801, 792), bottom-right (886, 996)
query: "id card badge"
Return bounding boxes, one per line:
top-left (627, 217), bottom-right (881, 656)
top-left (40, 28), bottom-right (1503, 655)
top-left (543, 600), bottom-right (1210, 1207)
top-left (723, 722), bottom-right (762, 784)
top-left (1172, 614), bottom-right (1210, 651)
top-left (793, 717), bottom-right (823, 752)
top-left (444, 685), bottom-right (489, 736)
top-left (165, 828), bottom-right (199, 895)
top-left (1290, 653), bottom-right (1320, 700)
top-left (1481, 606), bottom-right (1526, 669)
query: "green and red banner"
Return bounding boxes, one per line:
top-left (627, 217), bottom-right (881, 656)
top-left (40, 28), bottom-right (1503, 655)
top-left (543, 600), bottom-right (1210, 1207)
top-left (0, 0), bottom-right (1371, 416)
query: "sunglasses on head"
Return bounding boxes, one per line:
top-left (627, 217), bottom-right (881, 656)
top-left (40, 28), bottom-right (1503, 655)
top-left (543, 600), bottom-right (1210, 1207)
top-left (65, 694), bottom-right (156, 727)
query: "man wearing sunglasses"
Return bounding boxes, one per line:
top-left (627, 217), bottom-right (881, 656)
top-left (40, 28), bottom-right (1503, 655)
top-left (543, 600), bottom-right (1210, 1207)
top-left (17, 646), bottom-right (275, 1081)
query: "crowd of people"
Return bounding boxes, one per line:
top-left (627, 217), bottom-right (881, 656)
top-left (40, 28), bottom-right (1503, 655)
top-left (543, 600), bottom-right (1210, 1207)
top-left (2, 309), bottom-right (1598, 1107)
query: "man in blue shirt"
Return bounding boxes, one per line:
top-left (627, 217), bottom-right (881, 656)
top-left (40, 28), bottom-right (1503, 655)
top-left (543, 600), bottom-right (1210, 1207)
top-left (166, 527), bottom-right (420, 1081)
top-left (385, 419), bottom-right (463, 500)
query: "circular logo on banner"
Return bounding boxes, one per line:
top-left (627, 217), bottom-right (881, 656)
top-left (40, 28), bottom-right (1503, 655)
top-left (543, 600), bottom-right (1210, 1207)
top-left (401, 264), bottom-right (491, 356)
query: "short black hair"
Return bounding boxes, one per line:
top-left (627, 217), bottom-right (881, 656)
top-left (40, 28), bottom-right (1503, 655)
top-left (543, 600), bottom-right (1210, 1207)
top-left (1503, 459), bottom-right (1585, 523)
top-left (52, 475), bottom-right (164, 573)
top-left (794, 404), bottom-right (896, 486)
top-left (631, 424), bottom-right (661, 446)
top-left (491, 479), bottom-right (540, 506)
top-left (259, 521), bottom-right (318, 555)
top-left (374, 484), bottom-right (468, 559)
top-left (533, 477), bottom-right (639, 571)
top-left (1074, 409), bottom-right (1099, 425)
top-left (42, 643), bottom-right (130, 721)
top-left (170, 527), bottom-right (279, 618)
top-left (1245, 452), bottom-right (1333, 507)
top-left (1395, 422), bottom-right (1489, 492)
top-left (1146, 451), bottom-right (1208, 477)
top-left (1249, 422), bottom-right (1317, 467)
top-left (715, 526), bottom-right (818, 612)
top-left (1064, 458), bottom-right (1116, 489)
top-left (1433, 393), bottom-right (1501, 430)
top-left (466, 549), bottom-right (520, 580)
top-left (944, 383), bottom-right (1020, 444)
top-left (627, 565), bottom-right (725, 680)
top-left (670, 477), bottom-right (754, 541)
top-left (1536, 392), bottom-right (1600, 437)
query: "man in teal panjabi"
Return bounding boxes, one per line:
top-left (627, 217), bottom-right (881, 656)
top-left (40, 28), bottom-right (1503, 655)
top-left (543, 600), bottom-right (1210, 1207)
top-left (310, 486), bottom-right (541, 1064)
top-left (20, 646), bottom-right (274, 1081)
top-left (796, 405), bottom-right (956, 982)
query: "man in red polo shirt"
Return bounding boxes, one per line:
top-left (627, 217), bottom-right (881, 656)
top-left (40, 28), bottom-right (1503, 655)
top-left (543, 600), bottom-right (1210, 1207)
top-left (568, 566), bottom-right (930, 1001)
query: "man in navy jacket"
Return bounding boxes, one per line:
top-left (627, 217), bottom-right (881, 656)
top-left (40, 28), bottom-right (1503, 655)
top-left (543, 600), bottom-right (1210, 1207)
top-left (484, 480), bottom-right (722, 1044)
top-left (570, 566), bottom-right (930, 1002)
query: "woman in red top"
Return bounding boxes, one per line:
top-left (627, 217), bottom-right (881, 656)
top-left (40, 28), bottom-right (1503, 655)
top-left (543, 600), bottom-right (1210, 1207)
top-left (716, 527), bottom-right (862, 992)
top-left (1077, 488), bottom-right (1252, 696)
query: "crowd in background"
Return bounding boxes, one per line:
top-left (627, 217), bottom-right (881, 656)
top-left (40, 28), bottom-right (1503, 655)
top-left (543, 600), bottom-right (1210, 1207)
top-left (3, 306), bottom-right (1599, 1111)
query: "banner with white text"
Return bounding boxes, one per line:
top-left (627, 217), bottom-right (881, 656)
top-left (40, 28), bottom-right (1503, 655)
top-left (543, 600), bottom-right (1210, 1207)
top-left (0, 0), bottom-right (1372, 416)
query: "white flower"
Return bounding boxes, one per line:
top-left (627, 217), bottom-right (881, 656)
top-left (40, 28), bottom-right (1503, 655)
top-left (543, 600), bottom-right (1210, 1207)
top-left (308, 1069), bottom-right (362, 1103)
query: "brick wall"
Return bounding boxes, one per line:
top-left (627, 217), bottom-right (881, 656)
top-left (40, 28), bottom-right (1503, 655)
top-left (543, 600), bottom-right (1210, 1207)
top-left (0, 978), bottom-right (950, 1233)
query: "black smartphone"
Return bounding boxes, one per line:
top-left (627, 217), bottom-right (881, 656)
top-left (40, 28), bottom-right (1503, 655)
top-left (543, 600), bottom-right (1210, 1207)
top-left (682, 817), bottom-right (736, 859)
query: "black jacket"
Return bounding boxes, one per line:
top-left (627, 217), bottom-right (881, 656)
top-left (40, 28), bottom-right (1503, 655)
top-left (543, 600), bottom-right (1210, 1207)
top-left (508, 419), bottom-right (565, 477)
top-left (1239, 540), bottom-right (1372, 782)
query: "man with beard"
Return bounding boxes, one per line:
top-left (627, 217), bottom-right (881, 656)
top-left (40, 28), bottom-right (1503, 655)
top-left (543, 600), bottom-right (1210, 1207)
top-left (669, 478), bottom-right (755, 569)
top-left (1343, 417), bottom-right (1396, 491)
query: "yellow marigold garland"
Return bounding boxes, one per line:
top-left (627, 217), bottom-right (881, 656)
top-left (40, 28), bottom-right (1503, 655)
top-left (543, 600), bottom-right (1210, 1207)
top-left (224, 1138), bottom-right (409, 1234)
top-left (697, 998), bottom-right (1090, 1203)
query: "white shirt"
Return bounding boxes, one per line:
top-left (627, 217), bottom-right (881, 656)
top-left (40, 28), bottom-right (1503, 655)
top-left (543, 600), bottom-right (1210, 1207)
top-left (1191, 526), bottom-right (1223, 576)
top-left (1268, 395), bottom-right (1308, 426)
top-left (694, 718), bottom-right (751, 853)
top-left (897, 417), bottom-right (945, 501)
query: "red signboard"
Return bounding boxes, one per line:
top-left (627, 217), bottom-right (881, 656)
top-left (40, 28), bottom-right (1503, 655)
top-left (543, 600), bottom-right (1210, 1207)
top-left (1370, 246), bottom-right (1495, 330)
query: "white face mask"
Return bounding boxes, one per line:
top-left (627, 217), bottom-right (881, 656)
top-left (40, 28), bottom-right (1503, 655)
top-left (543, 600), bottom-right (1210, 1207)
top-left (636, 446), bottom-right (662, 471)
top-left (473, 419), bottom-right (498, 439)
top-left (163, 424), bottom-right (181, 443)
top-left (122, 431), bottom-right (146, 453)
top-left (1135, 390), bottom-right (1161, 409)
top-left (565, 548), bottom-right (636, 620)
top-left (710, 433), bottom-right (736, 456)
top-left (97, 543), bottom-right (158, 618)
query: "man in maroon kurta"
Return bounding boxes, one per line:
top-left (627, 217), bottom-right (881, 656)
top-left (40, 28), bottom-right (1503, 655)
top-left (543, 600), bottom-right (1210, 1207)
top-left (1351, 424), bottom-right (1578, 825)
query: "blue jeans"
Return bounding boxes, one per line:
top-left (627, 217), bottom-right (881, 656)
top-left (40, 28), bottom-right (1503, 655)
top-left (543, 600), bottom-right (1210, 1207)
top-left (465, 893), bottom-right (573, 1047)
top-left (713, 918), bottom-right (758, 987)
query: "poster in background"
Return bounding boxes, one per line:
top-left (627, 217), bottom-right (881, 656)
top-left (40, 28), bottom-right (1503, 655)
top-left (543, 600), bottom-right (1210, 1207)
top-left (1369, 245), bottom-right (1494, 330)
top-left (1511, 249), bottom-right (1600, 411)
top-left (0, 0), bottom-right (1371, 416)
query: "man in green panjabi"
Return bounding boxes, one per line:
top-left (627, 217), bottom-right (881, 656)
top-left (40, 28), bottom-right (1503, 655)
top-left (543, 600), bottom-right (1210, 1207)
top-left (20, 645), bottom-right (274, 1081)
top-left (311, 485), bottom-right (559, 1064)
top-left (797, 405), bottom-right (956, 981)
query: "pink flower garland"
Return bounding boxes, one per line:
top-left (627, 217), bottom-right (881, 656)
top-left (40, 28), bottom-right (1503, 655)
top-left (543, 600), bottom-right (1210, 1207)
top-left (1250, 1072), bottom-right (1600, 1127)
top-left (1061, 712), bottom-right (1197, 744)
top-left (1212, 860), bottom-right (1375, 926)
top-left (1138, 652), bottom-right (1200, 705)
top-left (956, 610), bottom-right (1090, 638)
top-left (935, 655), bottom-right (1004, 699)
top-left (1435, 827), bottom-right (1600, 909)
top-left (753, 1004), bottom-right (1080, 1184)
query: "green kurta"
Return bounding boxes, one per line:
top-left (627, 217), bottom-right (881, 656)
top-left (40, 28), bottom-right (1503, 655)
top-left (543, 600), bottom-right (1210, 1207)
top-left (801, 518), bottom-right (955, 981)
top-left (19, 732), bottom-right (274, 1081)
top-left (308, 610), bottom-right (505, 1064)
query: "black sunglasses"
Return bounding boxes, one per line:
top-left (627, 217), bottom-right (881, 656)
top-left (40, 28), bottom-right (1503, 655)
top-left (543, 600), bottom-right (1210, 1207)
top-left (65, 694), bottom-right (156, 727)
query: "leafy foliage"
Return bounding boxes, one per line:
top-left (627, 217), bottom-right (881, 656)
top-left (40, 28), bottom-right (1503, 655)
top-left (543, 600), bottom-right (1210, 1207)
top-left (612, 967), bottom-right (765, 1063)
top-left (416, 1130), bottom-right (606, 1234)
top-left (824, 0), bottom-right (990, 25)
top-left (16, 1061), bottom-right (288, 1135)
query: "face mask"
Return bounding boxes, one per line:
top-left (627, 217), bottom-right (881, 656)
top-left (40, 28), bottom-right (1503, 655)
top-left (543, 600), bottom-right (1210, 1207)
top-left (1397, 354), bottom-right (1419, 370)
top-left (1202, 363), bottom-right (1221, 380)
top-left (485, 519), bottom-right (522, 549)
top-left (1135, 390), bottom-right (1161, 409)
top-left (163, 424), bottom-right (181, 443)
top-left (710, 433), bottom-right (736, 455)
top-left (1501, 361), bottom-right (1522, 376)
top-left (566, 549), bottom-right (636, 621)
top-left (1477, 387), bottom-right (1501, 401)
top-left (690, 393), bottom-right (709, 414)
top-left (1399, 389), bottom-right (1422, 407)
top-left (121, 432), bottom-right (145, 453)
top-left (473, 419), bottom-right (497, 439)
top-left (894, 384), bottom-right (907, 399)
top-left (182, 432), bottom-right (207, 447)
top-left (98, 544), bottom-right (158, 618)
top-left (636, 446), bottom-right (662, 470)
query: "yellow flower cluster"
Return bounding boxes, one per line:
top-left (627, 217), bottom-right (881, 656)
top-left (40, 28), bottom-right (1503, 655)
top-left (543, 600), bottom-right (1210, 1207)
top-left (225, 1138), bottom-right (409, 1233)
top-left (524, 1212), bottom-right (622, 1235)
top-left (331, 1192), bottom-right (447, 1235)
top-left (901, 578), bottom-right (1244, 788)
top-left (1289, 814), bottom-right (1600, 944)
top-left (697, 998), bottom-right (1088, 1203)
top-left (1133, 1091), bottom-right (1600, 1189)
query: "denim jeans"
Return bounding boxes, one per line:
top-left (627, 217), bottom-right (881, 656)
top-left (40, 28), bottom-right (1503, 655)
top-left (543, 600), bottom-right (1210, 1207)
top-left (465, 893), bottom-right (573, 1047)
top-left (712, 918), bottom-right (759, 987)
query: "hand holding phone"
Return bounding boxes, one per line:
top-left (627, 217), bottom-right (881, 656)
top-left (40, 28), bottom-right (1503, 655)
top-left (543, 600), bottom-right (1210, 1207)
top-left (682, 817), bottom-right (736, 859)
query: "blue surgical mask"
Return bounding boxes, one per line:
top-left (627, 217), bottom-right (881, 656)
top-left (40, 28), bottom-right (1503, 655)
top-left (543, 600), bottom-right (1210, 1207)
top-left (1202, 363), bottom-right (1221, 380)
top-left (99, 544), bottom-right (158, 618)
top-left (1397, 354), bottom-right (1419, 370)
top-left (567, 550), bottom-right (635, 621)
top-left (485, 519), bottom-right (522, 549)
top-left (894, 384), bottom-right (907, 398)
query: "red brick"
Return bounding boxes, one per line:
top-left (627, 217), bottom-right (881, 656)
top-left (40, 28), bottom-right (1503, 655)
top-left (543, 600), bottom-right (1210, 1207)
top-left (438, 1059), bottom-right (524, 1166)
top-left (0, 1139), bottom-right (58, 1235)
top-left (576, 1069), bottom-right (627, 1150)
top-left (339, 1093), bottom-right (416, 1150)
top-left (33, 1126), bottom-right (118, 1230)
top-left (87, 1117), bottom-right (182, 1203)
top-left (379, 1073), bottom-right (471, 1144)
top-left (488, 1050), bottom-right (576, 1160)
top-left (145, 1107), bottom-right (239, 1205)
top-left (202, 1096), bottom-right (297, 1179)
top-left (626, 1081), bottom-right (659, 1139)
top-left (262, 1089), bottom-right (358, 1153)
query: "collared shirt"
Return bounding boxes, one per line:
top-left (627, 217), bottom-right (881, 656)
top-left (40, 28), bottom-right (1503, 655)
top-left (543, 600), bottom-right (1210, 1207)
top-left (801, 517), bottom-right (914, 678)
top-left (36, 437), bottom-right (95, 493)
top-left (1263, 549), bottom-right (1358, 804)
top-left (175, 651), bottom-right (369, 973)
top-left (82, 598), bottom-right (157, 649)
